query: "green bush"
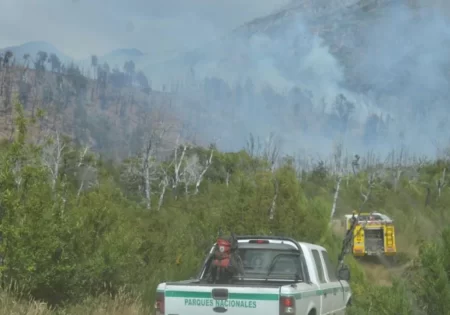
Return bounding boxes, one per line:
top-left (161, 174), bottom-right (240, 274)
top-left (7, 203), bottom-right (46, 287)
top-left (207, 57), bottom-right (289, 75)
top-left (0, 103), bottom-right (449, 314)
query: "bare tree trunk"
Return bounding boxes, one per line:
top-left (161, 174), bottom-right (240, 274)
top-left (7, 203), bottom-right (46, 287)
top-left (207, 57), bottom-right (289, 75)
top-left (142, 140), bottom-right (152, 210)
top-left (76, 146), bottom-right (91, 200)
top-left (140, 124), bottom-right (169, 210)
top-left (141, 138), bottom-right (154, 210)
top-left (77, 181), bottom-right (84, 199)
top-left (437, 168), bottom-right (446, 198)
top-left (268, 179), bottom-right (279, 220)
top-left (173, 140), bottom-right (187, 189)
top-left (158, 175), bottom-right (168, 211)
top-left (360, 173), bottom-right (376, 206)
top-left (143, 157), bottom-right (152, 210)
top-left (394, 169), bottom-right (402, 192)
top-left (263, 132), bottom-right (279, 172)
top-left (43, 132), bottom-right (65, 193)
top-left (330, 175), bottom-right (342, 222)
top-left (194, 148), bottom-right (214, 195)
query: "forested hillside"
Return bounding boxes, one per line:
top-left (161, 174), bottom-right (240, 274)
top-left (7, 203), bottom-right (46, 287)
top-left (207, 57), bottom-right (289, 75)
top-left (0, 102), bottom-right (449, 314)
top-left (157, 0), bottom-right (450, 155)
top-left (1, 45), bottom-right (393, 157)
top-left (0, 50), bottom-right (183, 161)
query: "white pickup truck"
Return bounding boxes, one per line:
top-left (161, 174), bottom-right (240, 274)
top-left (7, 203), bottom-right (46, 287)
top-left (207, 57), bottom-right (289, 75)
top-left (155, 235), bottom-right (352, 315)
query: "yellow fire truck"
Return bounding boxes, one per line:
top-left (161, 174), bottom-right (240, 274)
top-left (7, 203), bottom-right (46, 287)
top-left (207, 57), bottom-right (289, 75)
top-left (344, 212), bottom-right (396, 258)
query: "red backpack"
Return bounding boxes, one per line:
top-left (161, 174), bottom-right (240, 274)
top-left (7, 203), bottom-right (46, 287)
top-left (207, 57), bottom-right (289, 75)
top-left (213, 238), bottom-right (232, 268)
top-left (209, 234), bottom-right (243, 283)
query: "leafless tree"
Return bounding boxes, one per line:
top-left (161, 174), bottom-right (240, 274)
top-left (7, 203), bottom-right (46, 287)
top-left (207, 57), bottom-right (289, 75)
top-left (176, 145), bottom-right (214, 197)
top-left (385, 147), bottom-right (407, 192)
top-left (141, 130), bottom-right (165, 210)
top-left (263, 132), bottom-right (280, 172)
top-left (268, 178), bottom-right (279, 220)
top-left (181, 154), bottom-right (201, 197)
top-left (42, 131), bottom-right (65, 192)
top-left (436, 167), bottom-right (447, 198)
top-left (194, 147), bottom-right (214, 194)
top-left (245, 133), bottom-right (262, 158)
top-left (360, 149), bottom-right (381, 170)
top-left (158, 166), bottom-right (170, 211)
top-left (330, 142), bottom-right (344, 222)
top-left (0, 51), bottom-right (14, 97)
top-left (330, 176), bottom-right (342, 222)
top-left (351, 154), bottom-right (360, 174)
top-left (121, 124), bottom-right (169, 210)
top-left (360, 171), bottom-right (377, 207)
top-left (349, 170), bottom-right (378, 238)
top-left (75, 146), bottom-right (98, 200)
top-left (294, 152), bottom-right (315, 182)
top-left (172, 136), bottom-right (188, 190)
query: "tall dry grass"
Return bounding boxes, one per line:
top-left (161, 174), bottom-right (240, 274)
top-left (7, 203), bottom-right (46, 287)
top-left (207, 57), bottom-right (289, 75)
top-left (0, 287), bottom-right (152, 315)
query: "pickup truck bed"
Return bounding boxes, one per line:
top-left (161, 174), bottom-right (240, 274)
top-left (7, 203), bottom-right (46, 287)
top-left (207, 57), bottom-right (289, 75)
top-left (162, 284), bottom-right (281, 314)
top-left (155, 236), bottom-right (351, 315)
top-left (160, 281), bottom-right (329, 314)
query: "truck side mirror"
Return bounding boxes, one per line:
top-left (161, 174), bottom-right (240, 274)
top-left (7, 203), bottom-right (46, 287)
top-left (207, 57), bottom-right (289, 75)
top-left (338, 265), bottom-right (350, 281)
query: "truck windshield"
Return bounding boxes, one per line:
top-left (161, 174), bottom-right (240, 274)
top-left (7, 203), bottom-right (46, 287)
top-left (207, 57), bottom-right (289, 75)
top-left (239, 248), bottom-right (303, 281)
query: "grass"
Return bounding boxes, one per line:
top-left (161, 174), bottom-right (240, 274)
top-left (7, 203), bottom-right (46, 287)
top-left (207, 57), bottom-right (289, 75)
top-left (0, 288), bottom-right (152, 315)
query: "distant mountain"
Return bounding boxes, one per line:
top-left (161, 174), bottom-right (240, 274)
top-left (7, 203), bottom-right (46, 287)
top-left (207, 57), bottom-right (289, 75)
top-left (0, 41), bottom-right (151, 69)
top-left (137, 0), bottom-right (450, 155)
top-left (141, 0), bottom-right (390, 95)
top-left (0, 41), bottom-right (74, 65)
top-left (142, 0), bottom-right (440, 110)
top-left (104, 48), bottom-right (144, 58)
top-left (63, 47), bottom-right (149, 73)
top-left (92, 48), bottom-right (145, 70)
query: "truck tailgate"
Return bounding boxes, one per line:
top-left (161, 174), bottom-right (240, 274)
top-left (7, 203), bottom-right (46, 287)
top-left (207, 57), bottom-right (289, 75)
top-left (164, 284), bottom-right (280, 315)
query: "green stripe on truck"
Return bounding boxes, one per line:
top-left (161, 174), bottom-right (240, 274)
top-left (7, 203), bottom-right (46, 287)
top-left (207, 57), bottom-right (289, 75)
top-left (161, 286), bottom-right (350, 301)
top-left (165, 290), bottom-right (279, 300)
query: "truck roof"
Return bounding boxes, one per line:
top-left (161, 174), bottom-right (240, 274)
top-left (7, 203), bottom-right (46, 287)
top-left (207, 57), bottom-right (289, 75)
top-left (344, 212), bottom-right (393, 221)
top-left (235, 237), bottom-right (327, 252)
top-left (298, 241), bottom-right (327, 252)
top-left (238, 243), bottom-right (299, 251)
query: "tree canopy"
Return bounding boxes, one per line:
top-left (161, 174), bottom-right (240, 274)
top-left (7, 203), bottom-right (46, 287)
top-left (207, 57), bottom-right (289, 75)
top-left (0, 102), bottom-right (449, 314)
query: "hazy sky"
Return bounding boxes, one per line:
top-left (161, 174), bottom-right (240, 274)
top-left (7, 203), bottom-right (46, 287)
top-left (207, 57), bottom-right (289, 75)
top-left (0, 0), bottom-right (290, 59)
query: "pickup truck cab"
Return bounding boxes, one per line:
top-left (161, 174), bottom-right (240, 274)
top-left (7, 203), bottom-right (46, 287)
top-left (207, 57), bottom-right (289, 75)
top-left (155, 235), bottom-right (351, 315)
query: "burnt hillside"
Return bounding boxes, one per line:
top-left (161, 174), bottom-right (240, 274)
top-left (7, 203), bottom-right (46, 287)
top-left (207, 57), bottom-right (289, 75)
top-left (0, 51), bottom-right (181, 160)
